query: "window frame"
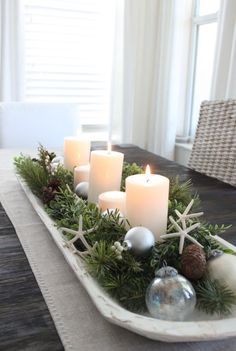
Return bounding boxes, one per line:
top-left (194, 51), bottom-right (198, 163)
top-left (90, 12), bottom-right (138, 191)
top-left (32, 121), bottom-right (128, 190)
top-left (184, 0), bottom-right (219, 140)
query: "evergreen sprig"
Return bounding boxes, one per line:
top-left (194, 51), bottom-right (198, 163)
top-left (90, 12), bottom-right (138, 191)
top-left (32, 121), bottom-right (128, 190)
top-left (14, 155), bottom-right (49, 198)
top-left (194, 277), bottom-right (236, 316)
top-left (121, 162), bottom-right (144, 191)
top-left (14, 147), bottom-right (235, 316)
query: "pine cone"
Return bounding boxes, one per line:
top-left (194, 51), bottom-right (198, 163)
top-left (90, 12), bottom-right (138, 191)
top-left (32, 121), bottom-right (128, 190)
top-left (42, 186), bottom-right (57, 204)
top-left (42, 179), bottom-right (61, 204)
top-left (181, 244), bottom-right (206, 281)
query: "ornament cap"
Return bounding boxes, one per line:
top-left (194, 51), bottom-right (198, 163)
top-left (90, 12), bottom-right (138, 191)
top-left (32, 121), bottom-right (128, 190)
top-left (155, 266), bottom-right (178, 278)
top-left (123, 240), bottom-right (132, 251)
top-left (208, 249), bottom-right (224, 260)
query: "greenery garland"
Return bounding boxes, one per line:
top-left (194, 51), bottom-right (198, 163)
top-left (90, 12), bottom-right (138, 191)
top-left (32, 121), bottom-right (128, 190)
top-left (14, 145), bottom-right (236, 316)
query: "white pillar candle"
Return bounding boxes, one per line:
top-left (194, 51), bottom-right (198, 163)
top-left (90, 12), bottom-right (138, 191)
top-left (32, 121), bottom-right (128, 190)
top-left (88, 145), bottom-right (124, 204)
top-left (125, 166), bottom-right (169, 241)
top-left (98, 191), bottom-right (126, 214)
top-left (74, 164), bottom-right (90, 188)
top-left (64, 137), bottom-right (91, 171)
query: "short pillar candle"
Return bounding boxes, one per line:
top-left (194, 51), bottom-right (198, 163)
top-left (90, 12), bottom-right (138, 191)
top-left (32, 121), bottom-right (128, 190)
top-left (98, 191), bottom-right (126, 214)
top-left (125, 166), bottom-right (169, 241)
top-left (88, 146), bottom-right (124, 204)
top-left (64, 137), bottom-right (91, 171)
top-left (74, 164), bottom-right (90, 188)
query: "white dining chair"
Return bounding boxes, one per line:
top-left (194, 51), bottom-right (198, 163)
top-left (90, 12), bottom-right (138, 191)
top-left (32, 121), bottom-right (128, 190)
top-left (188, 99), bottom-right (236, 187)
top-left (0, 102), bottom-right (81, 148)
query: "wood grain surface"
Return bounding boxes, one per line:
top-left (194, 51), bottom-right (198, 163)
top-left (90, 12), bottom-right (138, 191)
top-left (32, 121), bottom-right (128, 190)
top-left (112, 144), bottom-right (236, 245)
top-left (0, 203), bottom-right (64, 351)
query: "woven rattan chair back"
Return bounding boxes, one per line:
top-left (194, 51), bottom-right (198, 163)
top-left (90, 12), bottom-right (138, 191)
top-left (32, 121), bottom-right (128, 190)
top-left (188, 99), bottom-right (236, 187)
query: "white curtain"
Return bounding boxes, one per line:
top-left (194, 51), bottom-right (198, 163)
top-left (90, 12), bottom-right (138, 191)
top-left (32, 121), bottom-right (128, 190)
top-left (0, 0), bottom-right (25, 101)
top-left (117, 0), bottom-right (189, 160)
top-left (211, 0), bottom-right (236, 99)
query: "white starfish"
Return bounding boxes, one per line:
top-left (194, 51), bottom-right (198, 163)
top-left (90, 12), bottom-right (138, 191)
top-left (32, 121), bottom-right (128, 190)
top-left (60, 215), bottom-right (97, 258)
top-left (161, 199), bottom-right (204, 254)
top-left (167, 199), bottom-right (203, 233)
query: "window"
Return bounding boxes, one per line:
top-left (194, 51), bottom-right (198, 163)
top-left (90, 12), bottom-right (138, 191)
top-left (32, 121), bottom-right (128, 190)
top-left (24, 0), bottom-right (116, 134)
top-left (186, 0), bottom-right (220, 138)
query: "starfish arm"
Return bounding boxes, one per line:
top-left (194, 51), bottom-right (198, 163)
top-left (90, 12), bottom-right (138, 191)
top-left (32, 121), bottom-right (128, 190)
top-left (169, 216), bottom-right (183, 232)
top-left (185, 233), bottom-right (204, 248)
top-left (70, 233), bottom-right (81, 243)
top-left (60, 227), bottom-right (79, 236)
top-left (161, 232), bottom-right (181, 239)
top-left (86, 224), bottom-right (99, 234)
top-left (186, 212), bottom-right (204, 218)
top-left (184, 199), bottom-right (194, 215)
top-left (79, 236), bottom-right (92, 250)
top-left (175, 209), bottom-right (182, 218)
top-left (179, 233), bottom-right (185, 254)
top-left (185, 222), bottom-right (200, 233)
top-left (79, 215), bottom-right (83, 232)
top-left (181, 218), bottom-right (187, 231)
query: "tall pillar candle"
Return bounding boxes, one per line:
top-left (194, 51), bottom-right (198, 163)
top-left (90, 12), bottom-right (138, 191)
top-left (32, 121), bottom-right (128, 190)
top-left (126, 169), bottom-right (169, 241)
top-left (88, 149), bottom-right (124, 204)
top-left (64, 137), bottom-right (91, 171)
top-left (74, 164), bottom-right (90, 188)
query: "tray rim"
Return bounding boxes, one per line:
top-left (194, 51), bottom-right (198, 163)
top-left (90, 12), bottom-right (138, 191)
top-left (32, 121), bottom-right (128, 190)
top-left (17, 176), bottom-right (236, 343)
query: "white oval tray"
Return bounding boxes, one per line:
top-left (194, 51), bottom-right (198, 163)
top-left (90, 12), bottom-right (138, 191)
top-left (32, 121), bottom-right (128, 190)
top-left (18, 178), bottom-right (236, 342)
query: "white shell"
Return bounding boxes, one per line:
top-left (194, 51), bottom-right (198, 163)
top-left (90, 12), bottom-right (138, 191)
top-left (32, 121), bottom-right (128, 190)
top-left (207, 253), bottom-right (236, 292)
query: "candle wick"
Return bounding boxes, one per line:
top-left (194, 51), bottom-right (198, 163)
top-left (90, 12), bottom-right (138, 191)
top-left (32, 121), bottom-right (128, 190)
top-left (146, 178), bottom-right (150, 183)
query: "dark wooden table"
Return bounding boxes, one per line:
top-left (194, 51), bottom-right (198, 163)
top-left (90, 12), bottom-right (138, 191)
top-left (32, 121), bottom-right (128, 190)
top-left (112, 144), bottom-right (236, 245)
top-left (1, 144), bottom-right (236, 350)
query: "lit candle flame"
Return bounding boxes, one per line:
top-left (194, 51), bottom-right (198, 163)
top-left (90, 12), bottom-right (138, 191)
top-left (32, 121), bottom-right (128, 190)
top-left (145, 165), bottom-right (151, 182)
top-left (107, 141), bottom-right (111, 154)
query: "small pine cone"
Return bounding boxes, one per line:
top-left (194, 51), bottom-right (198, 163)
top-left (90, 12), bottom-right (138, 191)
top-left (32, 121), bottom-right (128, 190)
top-left (181, 244), bottom-right (206, 281)
top-left (42, 186), bottom-right (57, 204)
top-left (48, 178), bottom-right (61, 190)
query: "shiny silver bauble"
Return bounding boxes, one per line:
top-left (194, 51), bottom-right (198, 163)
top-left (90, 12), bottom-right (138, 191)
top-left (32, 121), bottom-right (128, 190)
top-left (123, 226), bottom-right (155, 256)
top-left (146, 266), bottom-right (196, 321)
top-left (75, 182), bottom-right (89, 200)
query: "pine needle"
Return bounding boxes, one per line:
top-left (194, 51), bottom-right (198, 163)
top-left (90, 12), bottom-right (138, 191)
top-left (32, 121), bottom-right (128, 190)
top-left (195, 277), bottom-right (236, 316)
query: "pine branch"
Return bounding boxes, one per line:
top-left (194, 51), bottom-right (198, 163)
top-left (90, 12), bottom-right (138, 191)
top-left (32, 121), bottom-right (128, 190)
top-left (121, 162), bottom-right (144, 191)
top-left (194, 277), bottom-right (236, 316)
top-left (14, 156), bottom-right (49, 198)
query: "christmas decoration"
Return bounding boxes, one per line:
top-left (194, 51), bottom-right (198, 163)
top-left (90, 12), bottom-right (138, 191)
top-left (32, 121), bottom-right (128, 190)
top-left (161, 199), bottom-right (204, 254)
top-left (101, 208), bottom-right (123, 217)
top-left (123, 227), bottom-right (155, 256)
top-left (51, 156), bottom-right (64, 164)
top-left (207, 251), bottom-right (236, 292)
top-left (42, 179), bottom-right (61, 204)
top-left (180, 244), bottom-right (206, 280)
top-left (111, 241), bottom-right (124, 260)
top-left (14, 147), bottom-right (236, 317)
top-left (60, 215), bottom-right (97, 258)
top-left (75, 181), bottom-right (89, 200)
top-left (146, 266), bottom-right (196, 321)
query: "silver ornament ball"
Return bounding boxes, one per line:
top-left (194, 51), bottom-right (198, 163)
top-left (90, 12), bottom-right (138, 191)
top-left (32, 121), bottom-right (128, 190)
top-left (146, 266), bottom-right (196, 321)
top-left (75, 182), bottom-right (89, 200)
top-left (123, 227), bottom-right (155, 256)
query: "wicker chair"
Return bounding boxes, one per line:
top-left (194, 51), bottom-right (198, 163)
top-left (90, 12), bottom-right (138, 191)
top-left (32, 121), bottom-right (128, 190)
top-left (188, 99), bottom-right (236, 187)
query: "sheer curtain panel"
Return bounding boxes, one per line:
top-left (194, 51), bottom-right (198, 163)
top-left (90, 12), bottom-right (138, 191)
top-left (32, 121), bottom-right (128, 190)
top-left (0, 0), bottom-right (25, 101)
top-left (121, 0), bottom-right (191, 160)
top-left (211, 0), bottom-right (236, 99)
